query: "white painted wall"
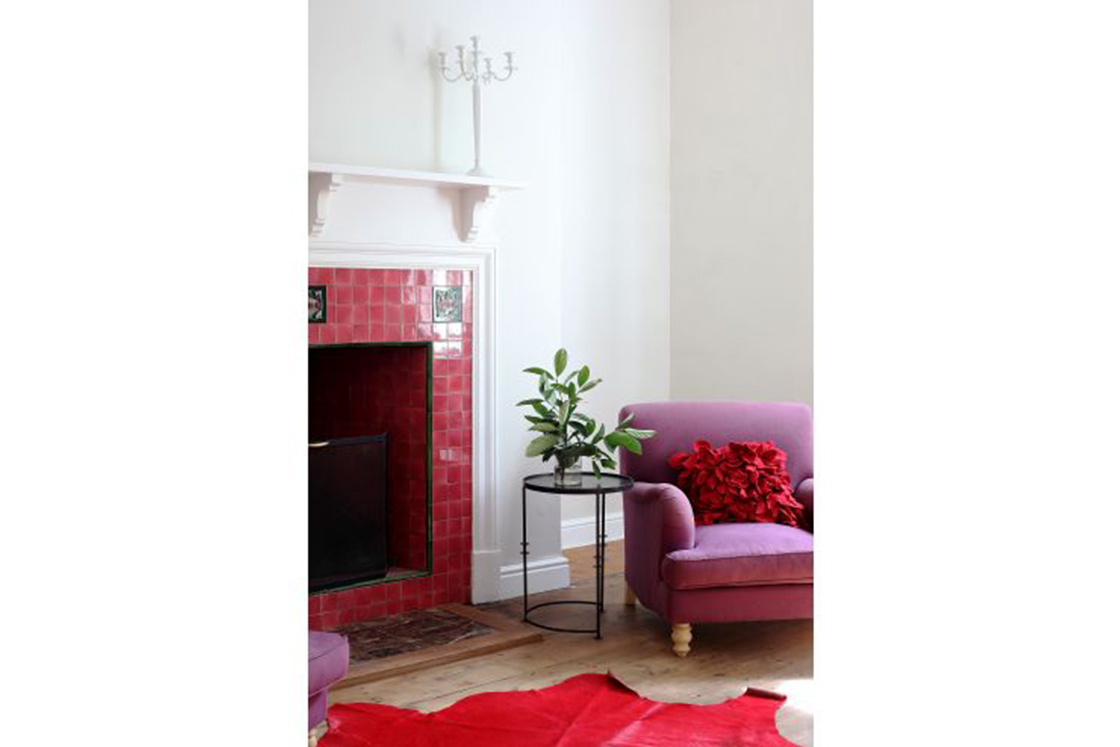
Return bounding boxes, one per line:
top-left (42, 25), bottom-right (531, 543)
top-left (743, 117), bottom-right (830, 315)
top-left (310, 1), bottom-right (671, 584)
top-left (669, 0), bottom-right (813, 405)
top-left (556, 0), bottom-right (671, 528)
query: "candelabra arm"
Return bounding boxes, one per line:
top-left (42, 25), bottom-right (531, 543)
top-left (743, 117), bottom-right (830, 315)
top-left (492, 52), bottom-right (516, 82)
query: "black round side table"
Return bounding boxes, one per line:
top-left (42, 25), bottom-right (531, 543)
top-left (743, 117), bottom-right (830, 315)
top-left (521, 472), bottom-right (634, 639)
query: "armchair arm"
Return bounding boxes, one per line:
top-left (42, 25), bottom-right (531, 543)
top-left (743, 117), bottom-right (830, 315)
top-left (623, 482), bottom-right (696, 602)
top-left (795, 478), bottom-right (814, 532)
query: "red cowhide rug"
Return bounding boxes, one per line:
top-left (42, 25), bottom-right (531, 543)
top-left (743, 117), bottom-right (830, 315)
top-left (321, 672), bottom-right (797, 746)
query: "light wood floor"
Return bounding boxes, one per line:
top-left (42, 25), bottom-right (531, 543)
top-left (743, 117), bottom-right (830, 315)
top-left (330, 540), bottom-right (814, 746)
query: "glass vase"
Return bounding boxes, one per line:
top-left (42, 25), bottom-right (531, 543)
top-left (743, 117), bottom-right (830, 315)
top-left (553, 458), bottom-right (583, 487)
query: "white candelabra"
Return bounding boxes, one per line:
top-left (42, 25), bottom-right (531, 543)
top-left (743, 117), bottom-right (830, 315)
top-left (438, 36), bottom-right (516, 176)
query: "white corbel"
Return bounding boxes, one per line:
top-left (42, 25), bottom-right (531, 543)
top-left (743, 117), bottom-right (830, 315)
top-left (309, 171), bottom-right (345, 238)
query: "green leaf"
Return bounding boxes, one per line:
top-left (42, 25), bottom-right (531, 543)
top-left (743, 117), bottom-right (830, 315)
top-left (618, 412), bottom-right (635, 429)
top-left (577, 365), bottom-right (590, 387)
top-left (606, 430), bottom-right (642, 455)
top-left (624, 428), bottom-right (656, 440)
top-left (592, 460), bottom-right (602, 479)
top-left (524, 415), bottom-right (544, 424)
top-left (565, 382), bottom-right (578, 400)
top-left (592, 423), bottom-right (606, 444)
top-left (525, 433), bottom-right (559, 457)
top-left (579, 378), bottom-right (601, 393)
top-left (554, 348), bottom-right (568, 376)
top-left (524, 366), bottom-right (553, 378)
top-left (531, 401), bottom-right (552, 418)
top-left (558, 399), bottom-right (571, 426)
top-left (575, 442), bottom-right (598, 457)
top-left (570, 413), bottom-right (592, 424)
top-left (530, 422), bottom-right (558, 432)
top-left (516, 398), bottom-right (543, 407)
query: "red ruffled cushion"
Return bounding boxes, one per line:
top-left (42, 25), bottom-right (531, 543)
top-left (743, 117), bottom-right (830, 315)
top-left (668, 440), bottom-right (803, 526)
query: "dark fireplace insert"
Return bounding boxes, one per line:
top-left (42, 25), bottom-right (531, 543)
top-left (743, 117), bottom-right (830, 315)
top-left (309, 434), bottom-right (389, 592)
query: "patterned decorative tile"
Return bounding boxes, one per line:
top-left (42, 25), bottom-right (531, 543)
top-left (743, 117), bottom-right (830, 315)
top-left (433, 286), bottom-right (462, 323)
top-left (308, 286), bottom-right (327, 323)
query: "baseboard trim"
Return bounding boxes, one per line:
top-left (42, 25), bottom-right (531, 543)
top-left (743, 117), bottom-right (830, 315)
top-left (497, 554), bottom-right (571, 600)
top-left (471, 548), bottom-right (503, 604)
top-left (561, 511), bottom-right (625, 549)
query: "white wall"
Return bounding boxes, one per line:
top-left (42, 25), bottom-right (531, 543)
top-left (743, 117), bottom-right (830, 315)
top-left (310, 0), bottom-right (671, 583)
top-left (669, 0), bottom-right (813, 405)
top-left (557, 0), bottom-right (671, 528)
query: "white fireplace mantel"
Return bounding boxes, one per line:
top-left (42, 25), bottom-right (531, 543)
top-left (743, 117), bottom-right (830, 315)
top-left (309, 162), bottom-right (525, 243)
top-left (308, 162), bottom-right (529, 604)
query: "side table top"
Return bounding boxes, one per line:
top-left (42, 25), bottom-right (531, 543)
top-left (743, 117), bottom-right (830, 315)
top-left (522, 472), bottom-right (635, 495)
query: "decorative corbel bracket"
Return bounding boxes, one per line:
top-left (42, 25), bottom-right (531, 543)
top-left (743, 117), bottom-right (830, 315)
top-left (309, 171), bottom-right (345, 238)
top-left (459, 185), bottom-right (500, 243)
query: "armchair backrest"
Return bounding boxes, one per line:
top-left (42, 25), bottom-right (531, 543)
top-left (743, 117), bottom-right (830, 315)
top-left (618, 401), bottom-right (813, 488)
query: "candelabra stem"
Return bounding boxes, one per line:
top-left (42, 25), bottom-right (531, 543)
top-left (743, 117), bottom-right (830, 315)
top-left (469, 77), bottom-right (486, 176)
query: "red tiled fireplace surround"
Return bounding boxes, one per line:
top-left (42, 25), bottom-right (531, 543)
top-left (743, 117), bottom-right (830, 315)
top-left (308, 266), bottom-right (473, 629)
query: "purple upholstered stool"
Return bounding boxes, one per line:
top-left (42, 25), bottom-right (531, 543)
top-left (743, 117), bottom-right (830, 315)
top-left (308, 630), bottom-right (349, 741)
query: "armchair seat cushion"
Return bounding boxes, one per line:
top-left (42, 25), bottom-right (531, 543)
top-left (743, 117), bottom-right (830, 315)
top-left (661, 522), bottom-right (813, 590)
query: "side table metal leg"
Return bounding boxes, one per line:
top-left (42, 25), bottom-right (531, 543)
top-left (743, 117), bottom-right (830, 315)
top-left (602, 489), bottom-right (609, 615)
top-left (595, 489), bottom-right (603, 638)
top-left (521, 484), bottom-right (529, 621)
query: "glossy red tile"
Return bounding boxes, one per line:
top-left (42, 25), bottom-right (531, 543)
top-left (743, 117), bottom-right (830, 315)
top-left (309, 266), bottom-right (333, 285)
top-left (308, 264), bottom-right (473, 626)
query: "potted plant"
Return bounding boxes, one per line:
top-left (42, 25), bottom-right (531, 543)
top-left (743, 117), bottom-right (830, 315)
top-left (517, 348), bottom-right (655, 486)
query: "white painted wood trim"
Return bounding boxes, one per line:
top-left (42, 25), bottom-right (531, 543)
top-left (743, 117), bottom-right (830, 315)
top-left (560, 511), bottom-right (625, 550)
top-left (309, 162), bottom-right (527, 190)
top-left (308, 239), bottom-right (502, 603)
top-left (497, 554), bottom-right (572, 600)
top-left (308, 172), bottom-right (344, 238)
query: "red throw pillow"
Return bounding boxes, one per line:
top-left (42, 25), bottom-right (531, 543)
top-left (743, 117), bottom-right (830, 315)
top-left (668, 440), bottom-right (803, 526)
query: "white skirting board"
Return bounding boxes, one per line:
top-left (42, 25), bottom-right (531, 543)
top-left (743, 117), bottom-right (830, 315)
top-left (560, 511), bottom-right (625, 550)
top-left (497, 554), bottom-right (571, 600)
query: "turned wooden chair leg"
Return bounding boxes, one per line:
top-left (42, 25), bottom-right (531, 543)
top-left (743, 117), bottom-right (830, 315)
top-left (671, 623), bottom-right (692, 657)
top-left (625, 583), bottom-right (637, 607)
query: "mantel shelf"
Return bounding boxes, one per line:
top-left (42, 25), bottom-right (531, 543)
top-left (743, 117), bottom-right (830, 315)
top-left (309, 162), bottom-right (527, 191)
top-left (309, 163), bottom-right (525, 242)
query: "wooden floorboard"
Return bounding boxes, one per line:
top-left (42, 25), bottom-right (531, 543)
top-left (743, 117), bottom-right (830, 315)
top-left (329, 539), bottom-right (814, 746)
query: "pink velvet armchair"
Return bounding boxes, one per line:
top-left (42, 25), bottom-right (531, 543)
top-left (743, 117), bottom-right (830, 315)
top-left (619, 401), bottom-right (813, 656)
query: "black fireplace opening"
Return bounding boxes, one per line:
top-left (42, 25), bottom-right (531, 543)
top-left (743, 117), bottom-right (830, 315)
top-left (309, 433), bottom-right (389, 593)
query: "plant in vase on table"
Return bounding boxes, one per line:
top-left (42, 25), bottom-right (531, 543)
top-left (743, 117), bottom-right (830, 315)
top-left (517, 348), bottom-right (655, 486)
